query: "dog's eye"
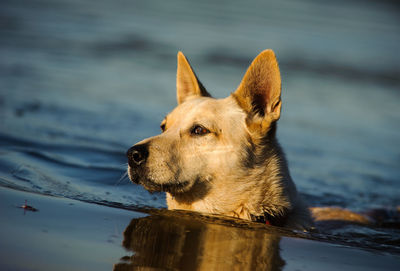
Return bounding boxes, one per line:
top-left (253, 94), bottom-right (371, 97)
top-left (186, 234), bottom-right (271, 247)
top-left (191, 125), bottom-right (210, 136)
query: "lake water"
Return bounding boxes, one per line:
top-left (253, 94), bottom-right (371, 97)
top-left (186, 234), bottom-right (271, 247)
top-left (1, 0), bottom-right (400, 256)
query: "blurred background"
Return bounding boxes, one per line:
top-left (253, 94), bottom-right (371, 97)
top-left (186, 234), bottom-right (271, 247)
top-left (0, 0), bottom-right (399, 212)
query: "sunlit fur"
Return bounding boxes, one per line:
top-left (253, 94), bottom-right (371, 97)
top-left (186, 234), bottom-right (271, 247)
top-left (128, 50), bottom-right (313, 230)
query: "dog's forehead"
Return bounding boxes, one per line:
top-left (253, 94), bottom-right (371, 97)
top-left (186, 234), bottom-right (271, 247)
top-left (169, 97), bottom-right (242, 122)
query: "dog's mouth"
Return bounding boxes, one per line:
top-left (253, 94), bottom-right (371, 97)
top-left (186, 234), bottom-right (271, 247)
top-left (143, 178), bottom-right (191, 194)
top-left (128, 167), bottom-right (191, 194)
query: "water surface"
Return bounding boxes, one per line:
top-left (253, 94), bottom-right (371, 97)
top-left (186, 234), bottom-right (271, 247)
top-left (1, 0), bottom-right (400, 256)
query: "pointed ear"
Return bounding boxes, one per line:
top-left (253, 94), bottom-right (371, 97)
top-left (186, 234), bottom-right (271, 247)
top-left (176, 51), bottom-right (210, 104)
top-left (233, 49), bottom-right (282, 125)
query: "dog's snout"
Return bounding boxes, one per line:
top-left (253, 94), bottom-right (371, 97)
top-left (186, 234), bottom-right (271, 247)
top-left (127, 143), bottom-right (149, 167)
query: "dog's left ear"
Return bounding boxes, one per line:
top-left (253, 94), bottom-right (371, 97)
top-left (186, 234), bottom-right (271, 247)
top-left (233, 49), bottom-right (282, 130)
top-left (176, 52), bottom-right (210, 104)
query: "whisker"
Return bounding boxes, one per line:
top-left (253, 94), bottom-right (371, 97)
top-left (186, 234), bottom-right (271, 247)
top-left (115, 170), bottom-right (129, 186)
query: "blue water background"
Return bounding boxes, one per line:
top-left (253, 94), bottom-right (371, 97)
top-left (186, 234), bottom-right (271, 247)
top-left (0, 0), bottom-right (399, 222)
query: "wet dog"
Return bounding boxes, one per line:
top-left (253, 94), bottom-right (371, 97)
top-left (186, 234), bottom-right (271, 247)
top-left (127, 50), bottom-right (313, 230)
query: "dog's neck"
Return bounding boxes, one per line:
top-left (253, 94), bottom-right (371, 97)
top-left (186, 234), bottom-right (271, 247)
top-left (166, 138), bottom-right (297, 224)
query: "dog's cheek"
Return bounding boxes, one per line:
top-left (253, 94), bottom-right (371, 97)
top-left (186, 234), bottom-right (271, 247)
top-left (203, 144), bottom-right (239, 170)
top-left (175, 149), bottom-right (203, 179)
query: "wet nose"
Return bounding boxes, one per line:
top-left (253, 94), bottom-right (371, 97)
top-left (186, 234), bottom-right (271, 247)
top-left (126, 143), bottom-right (149, 167)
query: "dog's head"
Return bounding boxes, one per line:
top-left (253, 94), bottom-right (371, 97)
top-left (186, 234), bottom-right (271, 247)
top-left (127, 50), bottom-right (282, 198)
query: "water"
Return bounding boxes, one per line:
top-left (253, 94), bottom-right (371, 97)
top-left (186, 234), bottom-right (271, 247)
top-left (2, 187), bottom-right (399, 271)
top-left (1, 0), bottom-right (400, 254)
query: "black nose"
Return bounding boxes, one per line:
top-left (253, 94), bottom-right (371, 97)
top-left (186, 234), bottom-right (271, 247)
top-left (126, 143), bottom-right (149, 167)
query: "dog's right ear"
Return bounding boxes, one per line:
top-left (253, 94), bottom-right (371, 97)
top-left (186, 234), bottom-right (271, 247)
top-left (232, 50), bottom-right (282, 133)
top-left (176, 52), bottom-right (210, 104)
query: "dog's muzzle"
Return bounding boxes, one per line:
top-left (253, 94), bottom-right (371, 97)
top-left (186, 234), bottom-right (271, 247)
top-left (126, 143), bottom-right (149, 168)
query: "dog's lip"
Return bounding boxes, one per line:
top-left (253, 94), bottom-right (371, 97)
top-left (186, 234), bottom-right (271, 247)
top-left (134, 175), bottom-right (191, 193)
top-left (143, 178), bottom-right (191, 193)
top-left (130, 173), bottom-right (139, 184)
top-left (128, 166), bottom-right (191, 193)
top-left (127, 167), bottom-right (139, 184)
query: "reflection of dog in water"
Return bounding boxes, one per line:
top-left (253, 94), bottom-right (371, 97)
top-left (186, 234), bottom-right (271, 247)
top-left (113, 214), bottom-right (284, 271)
top-left (126, 50), bottom-right (400, 230)
top-left (127, 50), bottom-right (313, 230)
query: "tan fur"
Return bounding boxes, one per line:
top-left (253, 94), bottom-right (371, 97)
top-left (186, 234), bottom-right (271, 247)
top-left (311, 207), bottom-right (372, 225)
top-left (176, 52), bottom-right (210, 104)
top-left (127, 50), bottom-right (314, 230)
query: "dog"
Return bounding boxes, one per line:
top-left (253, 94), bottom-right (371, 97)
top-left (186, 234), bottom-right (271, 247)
top-left (127, 50), bottom-right (314, 230)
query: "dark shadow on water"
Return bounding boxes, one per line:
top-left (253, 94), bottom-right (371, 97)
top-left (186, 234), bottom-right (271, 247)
top-left (114, 214), bottom-right (285, 271)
